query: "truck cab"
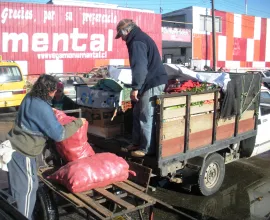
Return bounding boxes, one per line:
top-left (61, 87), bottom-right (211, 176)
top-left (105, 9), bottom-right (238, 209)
top-left (251, 86), bottom-right (270, 156)
top-left (0, 58), bottom-right (26, 108)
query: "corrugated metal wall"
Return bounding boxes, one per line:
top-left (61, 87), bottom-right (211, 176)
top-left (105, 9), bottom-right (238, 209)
top-left (0, 2), bottom-right (162, 75)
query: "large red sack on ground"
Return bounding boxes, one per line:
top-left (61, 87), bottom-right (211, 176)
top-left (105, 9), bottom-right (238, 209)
top-left (47, 153), bottom-right (135, 193)
top-left (54, 109), bottom-right (95, 162)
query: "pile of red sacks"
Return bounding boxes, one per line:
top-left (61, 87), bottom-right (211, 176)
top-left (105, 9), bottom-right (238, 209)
top-left (53, 110), bottom-right (95, 161)
top-left (48, 153), bottom-right (134, 193)
top-left (47, 110), bottom-right (135, 193)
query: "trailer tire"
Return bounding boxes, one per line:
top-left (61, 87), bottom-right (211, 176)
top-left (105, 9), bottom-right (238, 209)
top-left (240, 136), bottom-right (256, 158)
top-left (197, 153), bottom-right (225, 196)
top-left (33, 184), bottom-right (59, 220)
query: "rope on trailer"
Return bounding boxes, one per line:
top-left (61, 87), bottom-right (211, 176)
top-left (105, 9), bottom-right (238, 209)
top-left (242, 74), bottom-right (255, 115)
top-left (240, 76), bottom-right (245, 118)
top-left (241, 90), bottom-right (260, 116)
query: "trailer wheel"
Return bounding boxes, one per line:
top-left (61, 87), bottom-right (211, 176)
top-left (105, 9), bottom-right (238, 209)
top-left (197, 153), bottom-right (225, 196)
top-left (33, 184), bottom-right (59, 220)
top-left (240, 136), bottom-right (256, 158)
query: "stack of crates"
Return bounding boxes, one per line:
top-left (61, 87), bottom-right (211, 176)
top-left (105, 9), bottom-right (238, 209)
top-left (82, 107), bottom-right (124, 139)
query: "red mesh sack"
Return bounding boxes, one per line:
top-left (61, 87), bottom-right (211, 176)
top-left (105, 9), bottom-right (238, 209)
top-left (54, 109), bottom-right (95, 162)
top-left (47, 153), bottom-right (136, 193)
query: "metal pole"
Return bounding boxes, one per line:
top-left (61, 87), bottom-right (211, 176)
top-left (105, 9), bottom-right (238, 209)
top-left (211, 0), bottom-right (216, 71)
top-left (245, 0), bottom-right (247, 15)
top-left (205, 8), bottom-right (208, 64)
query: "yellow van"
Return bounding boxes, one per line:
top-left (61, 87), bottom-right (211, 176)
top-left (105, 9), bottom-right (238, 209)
top-left (0, 57), bottom-right (26, 108)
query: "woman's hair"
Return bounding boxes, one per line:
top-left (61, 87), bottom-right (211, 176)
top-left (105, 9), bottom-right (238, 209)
top-left (29, 74), bottom-right (58, 101)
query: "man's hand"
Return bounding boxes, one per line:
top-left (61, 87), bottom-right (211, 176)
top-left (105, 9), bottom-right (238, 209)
top-left (52, 108), bottom-right (57, 113)
top-left (130, 90), bottom-right (139, 102)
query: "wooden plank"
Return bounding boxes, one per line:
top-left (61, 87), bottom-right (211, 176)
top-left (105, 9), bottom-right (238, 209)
top-left (163, 116), bottom-right (183, 123)
top-left (191, 104), bottom-right (214, 115)
top-left (94, 188), bottom-right (135, 209)
top-left (127, 162), bottom-right (152, 190)
top-left (162, 125), bottom-right (234, 158)
top-left (162, 110), bottom-right (255, 141)
top-left (216, 123), bottom-right (234, 140)
top-left (161, 111), bottom-right (255, 157)
top-left (189, 129), bottom-right (212, 149)
top-left (38, 170), bottom-right (86, 208)
top-left (162, 118), bottom-right (185, 140)
top-left (238, 118), bottom-right (255, 134)
top-left (217, 110), bottom-right (254, 127)
top-left (162, 113), bottom-right (214, 140)
top-left (113, 182), bottom-right (155, 203)
top-left (124, 180), bottom-right (146, 192)
top-left (162, 137), bottom-right (184, 158)
top-left (240, 110), bottom-right (254, 121)
top-left (217, 117), bottom-right (235, 126)
top-left (189, 113), bottom-right (213, 134)
top-left (87, 124), bottom-right (123, 138)
top-left (161, 125), bottom-right (233, 157)
top-left (163, 108), bottom-right (185, 119)
top-left (161, 118), bottom-right (239, 157)
top-left (162, 112), bottom-right (237, 140)
top-left (217, 110), bottom-right (254, 126)
top-left (163, 96), bottom-right (186, 107)
top-left (190, 93), bottom-right (215, 102)
top-left (163, 104), bottom-right (214, 119)
top-left (95, 193), bottom-right (128, 204)
top-left (75, 193), bottom-right (112, 217)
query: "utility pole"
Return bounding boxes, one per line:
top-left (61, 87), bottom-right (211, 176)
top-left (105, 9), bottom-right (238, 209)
top-left (211, 0), bottom-right (216, 71)
top-left (160, 0), bottom-right (163, 14)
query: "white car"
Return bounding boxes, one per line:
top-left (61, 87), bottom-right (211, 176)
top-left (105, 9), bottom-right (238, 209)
top-left (56, 75), bottom-right (86, 101)
top-left (251, 86), bottom-right (270, 156)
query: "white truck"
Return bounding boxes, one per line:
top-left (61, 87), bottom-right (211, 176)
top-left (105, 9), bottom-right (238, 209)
top-left (77, 70), bottom-right (270, 197)
top-left (251, 86), bottom-right (270, 156)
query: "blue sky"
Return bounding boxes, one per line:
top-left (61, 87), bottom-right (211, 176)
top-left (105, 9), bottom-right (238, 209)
top-left (3, 0), bottom-right (270, 18)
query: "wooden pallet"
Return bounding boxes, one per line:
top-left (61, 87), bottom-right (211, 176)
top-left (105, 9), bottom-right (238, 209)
top-left (38, 165), bottom-right (155, 220)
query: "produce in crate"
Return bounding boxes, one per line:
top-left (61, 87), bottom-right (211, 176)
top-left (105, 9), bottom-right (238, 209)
top-left (166, 79), bottom-right (217, 93)
top-left (47, 153), bottom-right (136, 193)
top-left (165, 80), bottom-right (216, 109)
top-left (54, 109), bottom-right (95, 162)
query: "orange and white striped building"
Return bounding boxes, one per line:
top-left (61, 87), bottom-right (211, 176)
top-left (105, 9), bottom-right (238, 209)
top-left (162, 6), bottom-right (270, 71)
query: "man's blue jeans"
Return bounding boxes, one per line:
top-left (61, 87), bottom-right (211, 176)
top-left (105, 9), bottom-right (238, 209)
top-left (132, 84), bottom-right (165, 154)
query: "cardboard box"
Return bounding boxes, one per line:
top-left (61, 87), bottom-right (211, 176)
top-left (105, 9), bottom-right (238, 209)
top-left (81, 107), bottom-right (92, 121)
top-left (82, 108), bottom-right (124, 127)
top-left (87, 124), bottom-right (123, 139)
top-left (92, 108), bottom-right (124, 127)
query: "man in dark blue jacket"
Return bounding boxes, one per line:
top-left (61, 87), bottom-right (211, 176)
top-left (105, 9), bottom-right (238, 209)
top-left (115, 19), bottom-right (168, 157)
